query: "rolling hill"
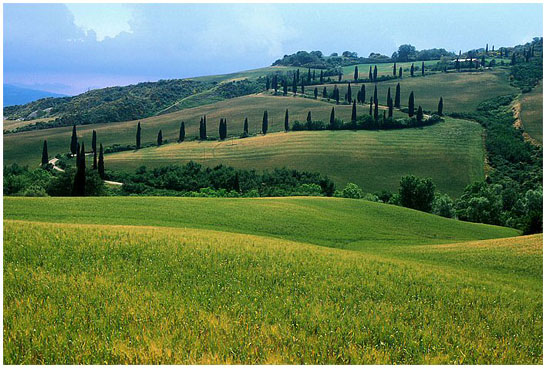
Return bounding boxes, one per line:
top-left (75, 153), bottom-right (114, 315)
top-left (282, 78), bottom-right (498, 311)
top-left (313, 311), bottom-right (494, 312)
top-left (519, 80), bottom-right (543, 143)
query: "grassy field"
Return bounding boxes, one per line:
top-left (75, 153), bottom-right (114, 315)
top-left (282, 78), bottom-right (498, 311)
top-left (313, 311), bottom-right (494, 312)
top-left (303, 69), bottom-right (518, 113)
top-left (4, 197), bottom-right (541, 364)
top-left (104, 116), bottom-right (484, 197)
top-left (520, 80), bottom-right (543, 143)
top-left (3, 94), bottom-right (373, 168)
top-left (3, 117), bottom-right (56, 132)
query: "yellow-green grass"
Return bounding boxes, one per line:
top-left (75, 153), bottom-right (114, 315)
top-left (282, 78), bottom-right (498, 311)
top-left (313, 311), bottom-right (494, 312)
top-left (303, 69), bottom-right (517, 113)
top-left (3, 117), bottom-right (56, 131)
top-left (4, 94), bottom-right (372, 168)
top-left (520, 80), bottom-right (543, 143)
top-left (3, 217), bottom-right (540, 364)
top-left (3, 197), bottom-right (519, 250)
top-left (104, 117), bottom-right (484, 197)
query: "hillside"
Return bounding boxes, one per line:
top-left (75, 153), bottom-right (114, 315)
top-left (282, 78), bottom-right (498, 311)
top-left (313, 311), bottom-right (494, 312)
top-left (519, 80), bottom-right (543, 143)
top-left (4, 197), bottom-right (540, 364)
top-left (104, 117), bottom-right (485, 197)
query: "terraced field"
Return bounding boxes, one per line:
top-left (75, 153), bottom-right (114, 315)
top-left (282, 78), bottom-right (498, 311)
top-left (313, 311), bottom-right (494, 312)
top-left (105, 117), bottom-right (485, 197)
top-left (4, 197), bottom-right (541, 364)
top-left (520, 80), bottom-right (543, 143)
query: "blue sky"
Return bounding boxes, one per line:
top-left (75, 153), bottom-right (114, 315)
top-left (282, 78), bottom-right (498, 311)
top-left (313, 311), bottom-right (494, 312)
top-left (4, 3), bottom-right (543, 95)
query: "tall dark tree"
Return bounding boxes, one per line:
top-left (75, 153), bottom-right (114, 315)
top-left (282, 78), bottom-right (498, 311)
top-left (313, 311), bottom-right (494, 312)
top-left (347, 83), bottom-right (352, 103)
top-left (322, 86), bottom-right (327, 98)
top-left (98, 144), bottom-right (105, 179)
top-left (416, 106), bottom-right (424, 123)
top-left (421, 61), bottom-right (425, 76)
top-left (92, 130), bottom-right (97, 154)
top-left (373, 84), bottom-right (378, 105)
top-left (199, 117), bottom-right (204, 140)
top-left (296, 69), bottom-right (300, 84)
top-left (219, 119), bottom-right (227, 140)
top-left (200, 116), bottom-right (207, 140)
top-left (157, 130), bottom-right (163, 146)
top-left (388, 97), bottom-right (394, 118)
top-left (244, 117), bottom-right (249, 135)
top-left (374, 101), bottom-right (379, 121)
top-left (307, 68), bottom-right (311, 83)
top-left (485, 43), bottom-right (489, 53)
top-left (41, 140), bottom-right (49, 166)
top-left (284, 109), bottom-right (289, 132)
top-left (306, 111), bottom-right (312, 123)
top-left (283, 79), bottom-right (288, 96)
top-left (136, 122), bottom-right (141, 149)
top-left (292, 72), bottom-right (297, 95)
top-left (394, 83), bottom-right (401, 108)
top-left (354, 66), bottom-right (359, 81)
top-left (437, 97), bottom-right (444, 116)
top-left (272, 75), bottom-right (278, 94)
top-left (320, 70), bottom-right (324, 84)
top-left (511, 52), bottom-right (517, 65)
top-left (408, 91), bottom-right (415, 117)
top-left (393, 62), bottom-right (397, 76)
top-left (351, 100), bottom-right (357, 122)
top-left (314, 87), bottom-right (318, 99)
top-left (312, 70), bottom-right (316, 81)
top-left (410, 63), bottom-right (415, 77)
top-left (70, 125), bottom-right (78, 155)
top-left (398, 67), bottom-right (402, 78)
top-left (360, 84), bottom-right (366, 104)
top-left (368, 66), bottom-right (373, 81)
top-left (301, 80), bottom-right (305, 94)
top-left (386, 87), bottom-right (391, 107)
top-left (334, 85), bottom-right (340, 104)
top-left (262, 110), bottom-right (268, 135)
top-left (179, 122), bottom-right (185, 142)
top-left (373, 65), bottom-right (378, 82)
top-left (369, 97), bottom-right (373, 116)
top-left (265, 76), bottom-right (270, 90)
top-left (357, 91), bottom-right (361, 104)
top-left (338, 72), bottom-right (342, 81)
top-left (330, 107), bottom-right (335, 126)
top-left (72, 142), bottom-right (86, 196)
top-left (93, 150), bottom-right (97, 170)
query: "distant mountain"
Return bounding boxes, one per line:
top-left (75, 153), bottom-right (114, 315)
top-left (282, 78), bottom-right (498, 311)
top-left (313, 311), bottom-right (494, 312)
top-left (3, 84), bottom-right (67, 107)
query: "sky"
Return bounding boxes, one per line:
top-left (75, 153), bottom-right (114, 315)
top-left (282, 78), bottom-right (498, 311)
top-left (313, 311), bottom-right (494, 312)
top-left (3, 3), bottom-right (543, 96)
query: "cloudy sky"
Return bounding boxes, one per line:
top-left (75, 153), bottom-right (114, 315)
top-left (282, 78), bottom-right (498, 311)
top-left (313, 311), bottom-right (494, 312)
top-left (4, 3), bottom-right (543, 95)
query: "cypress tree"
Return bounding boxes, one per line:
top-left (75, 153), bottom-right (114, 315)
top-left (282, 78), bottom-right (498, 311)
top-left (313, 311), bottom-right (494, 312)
top-left (262, 110), bottom-right (268, 135)
top-left (408, 92), bottom-right (415, 117)
top-left (393, 62), bottom-right (397, 76)
top-left (334, 85), bottom-right (340, 104)
top-left (421, 61), bottom-right (425, 76)
top-left (386, 87), bottom-right (391, 107)
top-left (92, 130), bottom-right (97, 154)
top-left (266, 76), bottom-right (270, 90)
top-left (157, 130), bottom-right (163, 146)
top-left (437, 97), bottom-right (444, 116)
top-left (511, 53), bottom-right (516, 65)
top-left (292, 73), bottom-right (297, 95)
top-left (373, 84), bottom-right (378, 105)
top-left (320, 70), bottom-right (324, 84)
top-left (368, 66), bottom-right (373, 81)
top-left (41, 140), bottom-right (49, 166)
top-left (410, 63), bottom-right (415, 77)
top-left (73, 142), bottom-right (86, 196)
top-left (301, 81), bottom-right (304, 94)
top-left (395, 83), bottom-right (401, 108)
top-left (179, 122), bottom-right (185, 142)
top-left (330, 107), bottom-right (335, 126)
top-left (296, 69), bottom-right (300, 84)
top-left (272, 75), bottom-right (278, 94)
top-left (70, 125), bottom-right (78, 155)
top-left (398, 67), bottom-right (402, 78)
top-left (307, 68), bottom-right (311, 83)
top-left (244, 117), bottom-right (249, 135)
top-left (357, 91), bottom-right (361, 104)
top-left (312, 70), bottom-right (316, 81)
top-left (347, 83), bottom-right (352, 103)
top-left (136, 122), bottom-right (141, 149)
top-left (351, 100), bottom-right (357, 122)
top-left (369, 97), bottom-right (373, 115)
top-left (306, 111), bottom-right (312, 123)
top-left (98, 143), bottom-right (105, 179)
top-left (354, 66), bottom-right (358, 81)
top-left (202, 115), bottom-right (207, 140)
top-left (314, 87), bottom-right (318, 99)
top-left (322, 86), bottom-right (327, 98)
top-left (283, 79), bottom-right (287, 95)
top-left (360, 84), bottom-right (366, 104)
top-left (485, 43), bottom-right (488, 53)
top-left (373, 65), bottom-right (377, 82)
top-left (219, 119), bottom-right (224, 140)
top-left (388, 97), bottom-right (393, 118)
top-left (93, 150), bottom-right (97, 170)
top-left (199, 117), bottom-right (204, 140)
top-left (374, 101), bottom-right (379, 121)
top-left (417, 106), bottom-right (424, 123)
top-left (284, 109), bottom-right (289, 132)
top-left (338, 72), bottom-right (342, 81)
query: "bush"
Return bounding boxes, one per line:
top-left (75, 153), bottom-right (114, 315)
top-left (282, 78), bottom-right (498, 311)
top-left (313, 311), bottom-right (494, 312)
top-left (336, 183), bottom-right (364, 199)
top-left (432, 193), bottom-right (456, 218)
top-left (399, 175), bottom-right (436, 212)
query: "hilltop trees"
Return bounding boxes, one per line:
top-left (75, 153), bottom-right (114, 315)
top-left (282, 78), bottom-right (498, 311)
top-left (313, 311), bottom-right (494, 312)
top-left (395, 83), bottom-right (401, 108)
top-left (284, 109), bottom-right (289, 132)
top-left (262, 110), bottom-right (268, 134)
top-left (98, 144), bottom-right (105, 179)
top-left (70, 125), bottom-right (78, 155)
top-left (438, 97), bottom-right (444, 115)
top-left (178, 122), bottom-right (185, 142)
top-left (157, 130), bottom-right (163, 146)
top-left (41, 140), bottom-right (48, 166)
top-left (136, 122), bottom-right (141, 149)
top-left (408, 92), bottom-right (415, 117)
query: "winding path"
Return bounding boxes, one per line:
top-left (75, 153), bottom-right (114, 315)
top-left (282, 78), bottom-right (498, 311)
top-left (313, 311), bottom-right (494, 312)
top-left (47, 155), bottom-right (123, 186)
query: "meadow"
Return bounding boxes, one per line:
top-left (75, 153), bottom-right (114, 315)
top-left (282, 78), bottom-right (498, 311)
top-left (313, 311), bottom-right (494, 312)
top-left (4, 197), bottom-right (541, 364)
top-left (520, 80), bottom-right (543, 143)
top-left (302, 69), bottom-right (518, 113)
top-left (104, 116), bottom-right (484, 197)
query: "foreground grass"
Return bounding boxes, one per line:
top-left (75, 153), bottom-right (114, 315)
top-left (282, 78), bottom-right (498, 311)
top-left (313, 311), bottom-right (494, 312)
top-left (3, 197), bottom-right (518, 250)
top-left (520, 80), bottom-right (543, 143)
top-left (4, 219), bottom-right (541, 364)
top-left (104, 117), bottom-right (484, 197)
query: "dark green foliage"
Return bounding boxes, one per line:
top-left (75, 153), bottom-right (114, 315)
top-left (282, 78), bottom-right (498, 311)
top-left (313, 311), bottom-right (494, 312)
top-left (72, 143), bottom-right (86, 196)
top-left (347, 83), bottom-right (352, 103)
top-left (157, 130), bottom-right (163, 146)
top-left (265, 76), bottom-right (270, 90)
top-left (398, 67), bottom-right (402, 78)
top-left (301, 81), bottom-right (305, 94)
top-left (368, 66), bottom-right (372, 81)
top-left (330, 107), bottom-right (335, 126)
top-left (219, 119), bottom-right (227, 140)
top-left (320, 70), bottom-right (324, 84)
top-left (369, 97), bottom-right (373, 115)
top-left (421, 61), bottom-right (425, 76)
top-left (410, 63), bottom-right (415, 77)
top-left (41, 140), bottom-right (48, 166)
top-left (399, 175), bottom-right (436, 212)
top-left (388, 97), bottom-right (393, 118)
top-left (373, 101), bottom-right (379, 121)
top-left (408, 91), bottom-right (415, 117)
top-left (438, 97), bottom-right (444, 116)
top-left (282, 79), bottom-right (288, 96)
top-left (284, 110), bottom-right (289, 132)
top-left (243, 117), bottom-right (249, 136)
top-left (373, 65), bottom-right (377, 82)
top-left (314, 87), bottom-right (318, 99)
top-left (360, 84), bottom-right (366, 104)
top-left (386, 87), bottom-right (391, 107)
top-left (199, 116), bottom-right (207, 140)
top-left (92, 130), bottom-right (97, 153)
top-left (178, 122), bottom-right (185, 142)
top-left (351, 100), bottom-right (357, 122)
top-left (393, 63), bottom-right (397, 76)
top-left (136, 122), bottom-right (141, 149)
top-left (93, 150), bottom-right (97, 170)
top-left (262, 110), bottom-right (268, 135)
top-left (272, 75), bottom-right (278, 94)
top-left (322, 86), bottom-right (327, 98)
top-left (98, 144), bottom-right (105, 179)
top-left (70, 125), bottom-right (78, 155)
top-left (417, 106), bottom-right (424, 122)
top-left (306, 111), bottom-right (312, 123)
top-left (354, 66), bottom-right (358, 81)
top-left (395, 83), bottom-right (401, 108)
top-left (373, 85), bottom-right (378, 105)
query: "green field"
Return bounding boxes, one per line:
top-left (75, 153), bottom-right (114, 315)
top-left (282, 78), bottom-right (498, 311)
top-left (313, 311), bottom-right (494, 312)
top-left (4, 197), bottom-right (541, 364)
top-left (104, 116), bottom-right (484, 197)
top-left (520, 81), bottom-right (543, 143)
top-left (303, 69), bottom-right (518, 113)
top-left (3, 94), bottom-right (373, 168)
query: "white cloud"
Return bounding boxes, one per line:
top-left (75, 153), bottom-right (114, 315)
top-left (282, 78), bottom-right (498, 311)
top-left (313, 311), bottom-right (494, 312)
top-left (65, 3), bottom-right (134, 41)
